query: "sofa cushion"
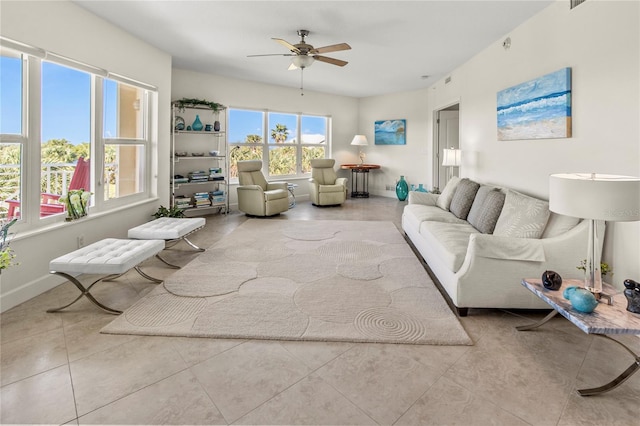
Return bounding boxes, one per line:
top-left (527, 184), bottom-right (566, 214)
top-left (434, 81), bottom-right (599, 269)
top-left (467, 185), bottom-right (496, 225)
top-left (419, 221), bottom-right (479, 272)
top-left (449, 178), bottom-right (480, 220)
top-left (468, 189), bottom-right (505, 234)
top-left (542, 213), bottom-right (581, 238)
top-left (435, 176), bottom-right (461, 211)
top-left (493, 190), bottom-right (550, 239)
top-left (403, 204), bottom-right (468, 226)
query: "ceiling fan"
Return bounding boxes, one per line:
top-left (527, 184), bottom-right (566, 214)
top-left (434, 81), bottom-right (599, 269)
top-left (248, 29), bottom-right (351, 70)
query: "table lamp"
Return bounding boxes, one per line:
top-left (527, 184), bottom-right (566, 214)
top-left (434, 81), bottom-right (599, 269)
top-left (442, 147), bottom-right (461, 183)
top-left (351, 135), bottom-right (368, 165)
top-left (549, 173), bottom-right (640, 297)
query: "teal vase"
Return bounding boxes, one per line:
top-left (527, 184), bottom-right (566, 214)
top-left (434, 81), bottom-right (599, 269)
top-left (192, 115), bottom-right (203, 131)
top-left (396, 176), bottom-right (409, 201)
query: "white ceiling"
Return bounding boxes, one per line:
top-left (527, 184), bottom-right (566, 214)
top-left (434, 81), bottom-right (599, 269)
top-left (74, 0), bottom-right (553, 98)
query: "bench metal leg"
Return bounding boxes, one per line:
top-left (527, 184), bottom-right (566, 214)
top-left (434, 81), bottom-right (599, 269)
top-left (134, 266), bottom-right (163, 283)
top-left (155, 254), bottom-right (181, 269)
top-left (47, 271), bottom-right (123, 315)
top-left (157, 230), bottom-right (206, 268)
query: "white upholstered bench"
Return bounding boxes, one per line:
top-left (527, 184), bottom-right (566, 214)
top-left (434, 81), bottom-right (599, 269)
top-left (48, 238), bottom-right (165, 314)
top-left (127, 217), bottom-right (206, 268)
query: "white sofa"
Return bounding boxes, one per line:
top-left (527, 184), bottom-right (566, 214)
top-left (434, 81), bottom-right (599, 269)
top-left (402, 177), bottom-right (592, 316)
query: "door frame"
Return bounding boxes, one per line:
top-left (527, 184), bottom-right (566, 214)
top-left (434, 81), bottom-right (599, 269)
top-left (432, 101), bottom-right (460, 192)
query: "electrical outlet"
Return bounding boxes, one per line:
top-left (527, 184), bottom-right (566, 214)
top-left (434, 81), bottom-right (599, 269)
top-left (77, 235), bottom-right (85, 249)
top-left (385, 184), bottom-right (394, 191)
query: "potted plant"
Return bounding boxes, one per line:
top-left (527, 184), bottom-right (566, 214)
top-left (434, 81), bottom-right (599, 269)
top-left (152, 205), bottom-right (185, 219)
top-left (173, 98), bottom-right (224, 113)
top-left (577, 259), bottom-right (612, 278)
top-left (0, 218), bottom-right (18, 271)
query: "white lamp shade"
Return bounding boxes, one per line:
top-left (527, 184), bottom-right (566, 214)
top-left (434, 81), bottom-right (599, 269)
top-left (442, 149), bottom-right (461, 167)
top-left (351, 135), bottom-right (368, 146)
top-left (291, 55), bottom-right (314, 69)
top-left (549, 173), bottom-right (640, 221)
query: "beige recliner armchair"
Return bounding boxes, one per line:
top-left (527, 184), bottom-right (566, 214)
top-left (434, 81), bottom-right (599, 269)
top-left (236, 160), bottom-right (289, 216)
top-left (308, 159), bottom-right (347, 206)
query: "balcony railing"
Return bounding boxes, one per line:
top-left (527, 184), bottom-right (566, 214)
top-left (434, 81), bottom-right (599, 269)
top-left (0, 161), bottom-right (118, 219)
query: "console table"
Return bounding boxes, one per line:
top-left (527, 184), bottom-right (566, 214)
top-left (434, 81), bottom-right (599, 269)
top-left (518, 278), bottom-right (640, 396)
top-left (340, 164), bottom-right (381, 198)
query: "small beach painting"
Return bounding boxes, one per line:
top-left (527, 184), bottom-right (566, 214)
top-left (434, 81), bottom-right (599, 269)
top-left (497, 68), bottom-right (572, 140)
top-left (375, 119), bottom-right (406, 145)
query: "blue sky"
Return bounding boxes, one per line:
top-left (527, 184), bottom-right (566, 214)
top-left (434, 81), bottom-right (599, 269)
top-left (1, 57), bottom-right (116, 144)
top-left (2, 56), bottom-right (324, 144)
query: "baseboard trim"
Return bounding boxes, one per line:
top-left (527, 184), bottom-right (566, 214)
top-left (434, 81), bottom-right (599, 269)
top-left (0, 273), bottom-right (64, 313)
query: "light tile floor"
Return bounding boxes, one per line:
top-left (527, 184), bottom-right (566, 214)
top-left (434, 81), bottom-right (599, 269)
top-left (2, 196), bottom-right (639, 425)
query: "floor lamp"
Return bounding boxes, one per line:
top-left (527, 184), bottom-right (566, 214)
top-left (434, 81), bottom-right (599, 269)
top-left (549, 173), bottom-right (640, 298)
top-left (442, 147), bottom-right (461, 184)
top-left (351, 135), bottom-right (368, 165)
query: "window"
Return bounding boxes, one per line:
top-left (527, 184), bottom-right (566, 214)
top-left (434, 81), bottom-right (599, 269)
top-left (228, 107), bottom-right (329, 180)
top-left (228, 109), bottom-right (264, 179)
top-left (0, 51), bottom-right (25, 218)
top-left (300, 115), bottom-right (327, 173)
top-left (41, 61), bottom-right (91, 216)
top-left (103, 79), bottom-right (148, 200)
top-left (0, 38), bottom-right (156, 228)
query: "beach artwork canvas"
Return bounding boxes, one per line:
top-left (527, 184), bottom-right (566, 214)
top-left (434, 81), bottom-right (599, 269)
top-left (375, 119), bottom-right (406, 145)
top-left (497, 68), bottom-right (572, 140)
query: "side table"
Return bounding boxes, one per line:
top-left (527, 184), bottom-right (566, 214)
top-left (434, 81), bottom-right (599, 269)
top-left (287, 183), bottom-right (298, 208)
top-left (340, 164), bottom-right (381, 198)
top-left (518, 278), bottom-right (640, 396)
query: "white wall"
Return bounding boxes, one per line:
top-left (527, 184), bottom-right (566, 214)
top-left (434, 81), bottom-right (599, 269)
top-left (171, 69), bottom-right (359, 204)
top-left (357, 89), bottom-right (431, 196)
top-left (0, 1), bottom-right (172, 312)
top-left (421, 0), bottom-right (639, 285)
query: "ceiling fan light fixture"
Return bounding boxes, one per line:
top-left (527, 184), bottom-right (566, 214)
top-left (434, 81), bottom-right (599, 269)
top-left (291, 55), bottom-right (315, 69)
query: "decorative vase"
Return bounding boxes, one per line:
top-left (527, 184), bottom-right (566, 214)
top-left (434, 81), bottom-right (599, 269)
top-left (623, 279), bottom-right (640, 314)
top-left (542, 270), bottom-right (562, 290)
top-left (417, 183), bottom-right (428, 192)
top-left (396, 176), bottom-right (409, 201)
top-left (213, 120), bottom-right (221, 132)
top-left (569, 288), bottom-right (598, 313)
top-left (192, 115), bottom-right (204, 131)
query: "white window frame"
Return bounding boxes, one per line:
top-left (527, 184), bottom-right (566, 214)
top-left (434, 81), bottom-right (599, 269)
top-left (228, 107), bottom-right (330, 182)
top-left (0, 37), bottom-right (157, 233)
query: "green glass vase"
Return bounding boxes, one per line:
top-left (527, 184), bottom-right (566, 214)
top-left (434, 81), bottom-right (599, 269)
top-left (192, 115), bottom-right (204, 131)
top-left (396, 176), bottom-right (409, 201)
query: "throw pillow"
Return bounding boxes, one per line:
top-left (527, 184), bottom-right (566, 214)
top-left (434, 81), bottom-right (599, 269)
top-left (493, 190), bottom-right (550, 239)
top-left (541, 213), bottom-right (581, 238)
top-left (449, 178), bottom-right (480, 219)
top-left (435, 176), bottom-right (461, 211)
top-left (469, 189), bottom-right (505, 234)
top-left (467, 185), bottom-right (496, 226)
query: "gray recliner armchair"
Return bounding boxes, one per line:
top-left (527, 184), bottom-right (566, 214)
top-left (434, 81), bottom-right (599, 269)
top-left (308, 159), bottom-right (347, 206)
top-left (236, 160), bottom-right (289, 216)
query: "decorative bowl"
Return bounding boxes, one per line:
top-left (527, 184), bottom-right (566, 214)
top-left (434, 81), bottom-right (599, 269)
top-left (191, 152), bottom-right (204, 157)
top-left (175, 151), bottom-right (187, 157)
top-left (209, 151), bottom-right (219, 156)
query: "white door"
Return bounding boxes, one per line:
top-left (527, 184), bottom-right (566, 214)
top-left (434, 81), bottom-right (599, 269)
top-left (435, 109), bottom-right (459, 191)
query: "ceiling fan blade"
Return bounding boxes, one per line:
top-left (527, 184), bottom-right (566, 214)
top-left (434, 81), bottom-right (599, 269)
top-left (313, 55), bottom-right (348, 67)
top-left (311, 42), bottom-right (351, 54)
top-left (272, 38), bottom-right (300, 54)
top-left (247, 53), bottom-right (295, 57)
